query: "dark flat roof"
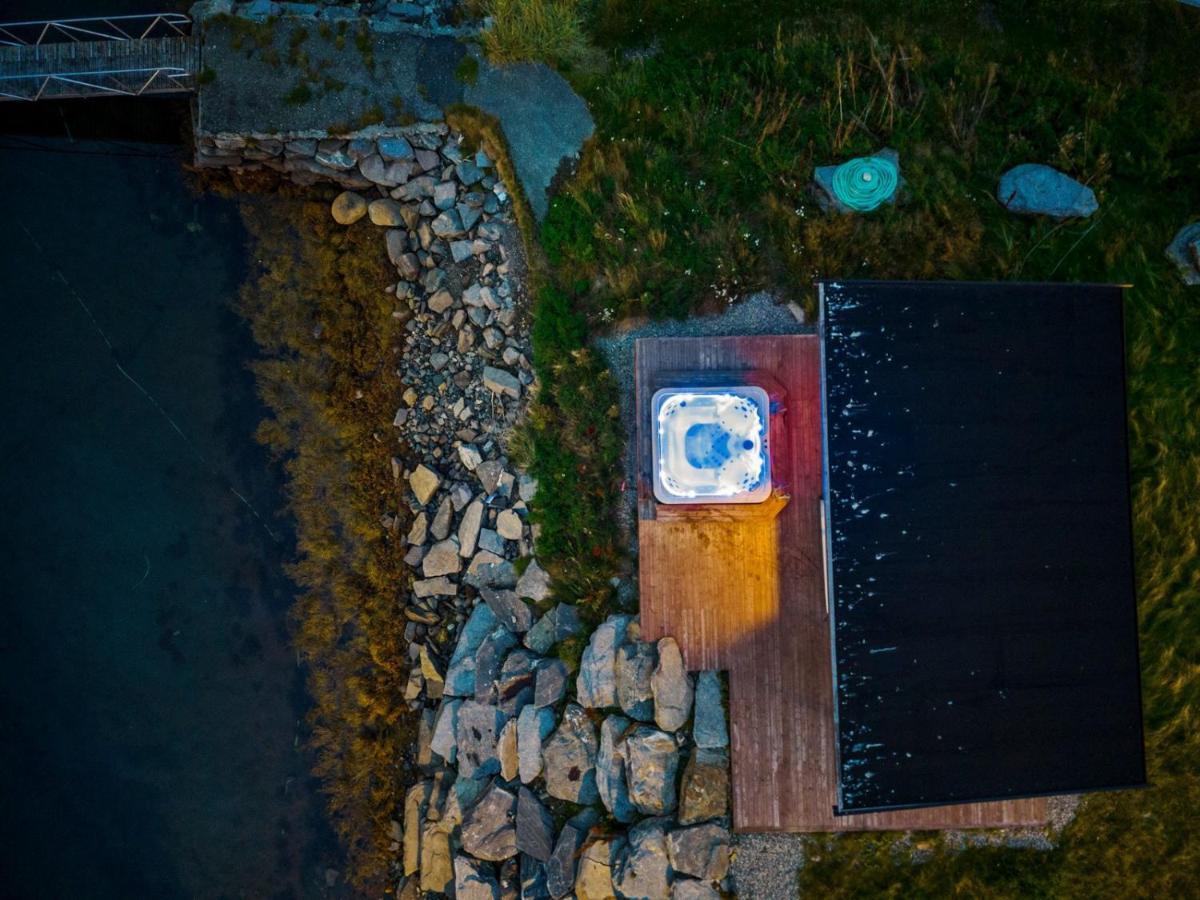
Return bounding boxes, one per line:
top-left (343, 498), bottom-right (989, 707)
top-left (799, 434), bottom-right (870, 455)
top-left (820, 281), bottom-right (1145, 814)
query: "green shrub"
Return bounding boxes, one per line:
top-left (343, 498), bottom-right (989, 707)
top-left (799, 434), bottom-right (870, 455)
top-left (480, 0), bottom-right (589, 68)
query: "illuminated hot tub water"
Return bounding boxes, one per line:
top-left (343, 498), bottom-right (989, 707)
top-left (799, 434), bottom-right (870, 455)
top-left (651, 387), bottom-right (771, 504)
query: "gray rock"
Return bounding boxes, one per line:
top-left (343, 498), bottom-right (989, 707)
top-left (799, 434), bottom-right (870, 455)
top-left (406, 511), bottom-right (428, 545)
top-left (478, 528), bottom-right (506, 556)
top-left (385, 229), bottom-right (410, 270)
top-left (672, 879), bottom-right (720, 900)
top-left (403, 779), bottom-right (432, 875)
top-left (464, 60), bottom-right (595, 221)
top-left (997, 163), bottom-right (1099, 219)
top-left (515, 559), bottom-right (552, 602)
top-left (546, 809), bottom-right (599, 899)
top-left (483, 365), bottom-right (522, 399)
top-left (458, 443), bottom-right (484, 471)
top-left (534, 658), bottom-right (569, 708)
top-left (417, 705), bottom-right (436, 767)
top-left (420, 821), bottom-right (454, 894)
top-left (615, 641), bottom-right (657, 722)
top-left (475, 459), bottom-right (504, 493)
top-left (331, 191), bottom-right (367, 225)
top-left (517, 703), bottom-right (556, 784)
top-left (576, 836), bottom-right (622, 900)
top-left (667, 822), bottom-right (731, 881)
top-left (430, 697), bottom-right (462, 764)
top-left (415, 578), bottom-right (456, 600)
top-left (475, 627), bottom-right (520, 703)
top-left (458, 498), bottom-right (485, 557)
top-left (497, 717), bottom-right (519, 782)
top-left (651, 637), bottom-right (694, 732)
top-left (432, 208), bottom-right (466, 238)
top-left (461, 780), bottom-right (518, 862)
top-left (443, 776), bottom-right (490, 831)
top-left (624, 725), bottom-right (679, 815)
top-left (434, 180), bottom-right (458, 210)
top-left (497, 648), bottom-right (538, 716)
top-left (368, 198), bottom-right (407, 226)
top-left (422, 537), bottom-right (462, 577)
top-left (692, 671), bottom-right (729, 749)
top-left (481, 586), bottom-right (533, 633)
top-left (455, 855), bottom-right (501, 900)
top-left (409, 464), bottom-right (442, 505)
top-left (524, 603), bottom-right (582, 654)
top-left (445, 604), bottom-right (501, 696)
top-left (378, 136), bottom-right (414, 161)
top-left (577, 614), bottom-right (633, 708)
top-left (431, 496), bottom-right (453, 541)
top-left (496, 508), bottom-right (524, 540)
top-left (456, 700), bottom-right (507, 779)
top-left (597, 715), bottom-right (638, 823)
top-left (542, 703), bottom-right (599, 803)
top-left (450, 239), bottom-right (475, 263)
top-left (464, 553), bottom-right (518, 590)
top-left (515, 786), bottom-right (555, 861)
top-left (612, 817), bottom-right (671, 900)
top-left (1166, 221), bottom-right (1200, 285)
top-left (678, 748), bottom-right (729, 825)
top-left (428, 289), bottom-right (455, 314)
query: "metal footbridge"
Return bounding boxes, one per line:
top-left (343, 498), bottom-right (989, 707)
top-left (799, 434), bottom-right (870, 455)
top-left (0, 14), bottom-right (200, 102)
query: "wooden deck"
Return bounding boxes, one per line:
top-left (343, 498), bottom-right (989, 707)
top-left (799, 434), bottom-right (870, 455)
top-left (635, 335), bottom-right (1049, 831)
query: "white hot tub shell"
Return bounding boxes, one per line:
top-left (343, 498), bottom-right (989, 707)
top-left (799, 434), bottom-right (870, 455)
top-left (651, 386), bottom-right (772, 504)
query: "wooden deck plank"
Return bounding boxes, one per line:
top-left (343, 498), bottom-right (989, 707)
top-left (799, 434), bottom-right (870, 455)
top-left (635, 334), bottom-right (1049, 831)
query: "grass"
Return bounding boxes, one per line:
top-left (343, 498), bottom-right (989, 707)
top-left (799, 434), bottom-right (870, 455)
top-left (478, 0), bottom-right (591, 69)
top-left (516, 0), bottom-right (1200, 894)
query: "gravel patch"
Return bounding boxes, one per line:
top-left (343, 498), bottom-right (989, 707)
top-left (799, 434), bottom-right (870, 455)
top-left (731, 832), bottom-right (809, 899)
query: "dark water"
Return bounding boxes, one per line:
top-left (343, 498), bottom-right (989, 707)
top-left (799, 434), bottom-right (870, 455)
top-left (0, 143), bottom-right (338, 897)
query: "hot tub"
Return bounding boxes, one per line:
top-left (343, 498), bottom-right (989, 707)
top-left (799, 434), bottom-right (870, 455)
top-left (651, 386), bottom-right (771, 504)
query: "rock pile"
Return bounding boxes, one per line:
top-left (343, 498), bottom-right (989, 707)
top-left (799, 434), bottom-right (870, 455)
top-left (405, 609), bottom-right (733, 898)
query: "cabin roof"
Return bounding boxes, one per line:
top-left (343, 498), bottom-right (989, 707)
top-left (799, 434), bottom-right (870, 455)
top-left (820, 281), bottom-right (1145, 814)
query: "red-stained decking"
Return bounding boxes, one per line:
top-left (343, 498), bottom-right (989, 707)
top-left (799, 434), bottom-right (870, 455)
top-left (635, 334), bottom-right (1048, 831)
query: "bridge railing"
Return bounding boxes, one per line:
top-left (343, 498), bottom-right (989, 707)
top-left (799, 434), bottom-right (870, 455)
top-left (0, 13), bottom-right (191, 47)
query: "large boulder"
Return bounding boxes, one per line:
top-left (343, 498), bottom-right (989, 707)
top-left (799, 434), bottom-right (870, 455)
top-left (461, 781), bottom-right (518, 862)
top-left (546, 809), bottom-right (598, 899)
top-left (474, 627), bottom-right (519, 703)
top-left (692, 671), bottom-right (729, 749)
top-left (517, 703), bottom-right (557, 784)
top-left (445, 604), bottom-right (501, 696)
top-left (673, 879), bottom-right (721, 899)
top-left (596, 715), bottom-right (638, 823)
top-left (577, 614), bottom-right (633, 708)
top-left (430, 697), bottom-right (462, 764)
top-left (652, 637), bottom-right (694, 732)
top-left (612, 817), bottom-right (671, 900)
top-left (496, 648), bottom-right (537, 716)
top-left (667, 822), bottom-right (731, 881)
top-left (409, 464), bottom-right (442, 505)
top-left (542, 703), bottom-right (599, 803)
top-left (1166, 221), bottom-right (1200, 286)
top-left (481, 586), bottom-right (533, 633)
top-left (625, 725), bottom-right (680, 815)
top-left (515, 559), bottom-right (553, 602)
top-left (534, 658), bottom-right (570, 708)
top-left (402, 780), bottom-right (432, 876)
top-left (330, 190), bottom-right (367, 224)
top-left (615, 641), bottom-right (657, 721)
top-left (524, 603), bottom-right (582, 655)
top-left (455, 855), bottom-right (501, 900)
top-left (422, 538), bottom-right (462, 578)
top-left (997, 163), bottom-right (1099, 219)
top-left (678, 748), bottom-right (729, 825)
top-left (515, 786), bottom-right (555, 861)
top-left (368, 198), bottom-right (407, 226)
top-left (456, 701), bottom-right (507, 779)
top-left (458, 498), bottom-right (485, 557)
top-left (576, 835), bottom-right (624, 900)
